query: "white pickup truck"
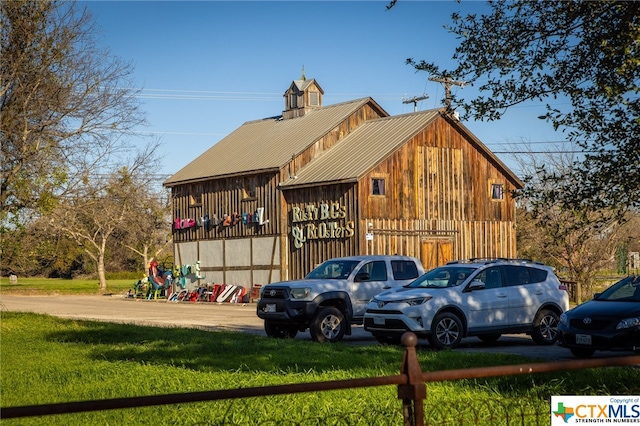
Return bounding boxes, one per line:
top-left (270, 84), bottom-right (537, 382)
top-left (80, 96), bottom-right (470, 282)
top-left (256, 255), bottom-right (425, 342)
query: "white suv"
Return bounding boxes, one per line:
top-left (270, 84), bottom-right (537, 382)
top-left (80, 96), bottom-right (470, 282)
top-left (363, 259), bottom-right (569, 349)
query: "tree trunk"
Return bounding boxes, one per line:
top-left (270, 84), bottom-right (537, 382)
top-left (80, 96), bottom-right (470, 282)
top-left (97, 241), bottom-right (107, 293)
top-left (143, 245), bottom-right (149, 273)
top-left (575, 281), bottom-right (583, 304)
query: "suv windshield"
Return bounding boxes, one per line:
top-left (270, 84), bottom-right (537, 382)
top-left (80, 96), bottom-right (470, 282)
top-left (306, 260), bottom-right (360, 279)
top-left (407, 266), bottom-right (477, 288)
top-left (596, 276), bottom-right (640, 302)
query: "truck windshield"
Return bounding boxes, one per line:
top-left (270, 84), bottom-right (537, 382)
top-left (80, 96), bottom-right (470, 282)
top-left (407, 266), bottom-right (477, 288)
top-left (306, 260), bottom-right (360, 279)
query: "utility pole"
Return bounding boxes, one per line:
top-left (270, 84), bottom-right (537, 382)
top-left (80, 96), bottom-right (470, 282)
top-left (429, 76), bottom-right (465, 109)
top-left (402, 94), bottom-right (429, 112)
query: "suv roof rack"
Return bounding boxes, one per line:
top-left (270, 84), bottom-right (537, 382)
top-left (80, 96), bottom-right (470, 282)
top-left (447, 258), bottom-right (545, 265)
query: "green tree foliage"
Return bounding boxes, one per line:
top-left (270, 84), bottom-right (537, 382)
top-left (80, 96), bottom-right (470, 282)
top-left (0, 0), bottom-right (144, 222)
top-left (0, 223), bottom-right (86, 277)
top-left (406, 0), bottom-right (639, 213)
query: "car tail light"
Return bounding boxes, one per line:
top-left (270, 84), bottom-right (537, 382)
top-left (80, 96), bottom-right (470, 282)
top-left (559, 284), bottom-right (568, 292)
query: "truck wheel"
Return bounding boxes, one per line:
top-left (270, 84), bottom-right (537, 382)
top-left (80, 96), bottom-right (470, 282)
top-left (310, 306), bottom-right (345, 343)
top-left (531, 309), bottom-right (559, 345)
top-left (264, 320), bottom-right (297, 338)
top-left (428, 312), bottom-right (463, 349)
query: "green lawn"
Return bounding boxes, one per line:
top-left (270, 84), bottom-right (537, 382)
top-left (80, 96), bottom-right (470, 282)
top-left (0, 277), bottom-right (135, 296)
top-left (2, 312), bottom-right (639, 425)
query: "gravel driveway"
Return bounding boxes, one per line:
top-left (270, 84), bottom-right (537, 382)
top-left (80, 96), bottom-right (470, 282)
top-left (0, 294), bottom-right (264, 334)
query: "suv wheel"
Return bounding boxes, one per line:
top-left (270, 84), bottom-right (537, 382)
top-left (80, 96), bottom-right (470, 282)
top-left (531, 309), bottom-right (560, 345)
top-left (429, 312), bottom-right (463, 349)
top-left (310, 306), bottom-right (345, 343)
top-left (264, 320), bottom-right (298, 338)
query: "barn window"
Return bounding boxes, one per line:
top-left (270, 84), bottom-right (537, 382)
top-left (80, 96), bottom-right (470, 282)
top-left (189, 184), bottom-right (203, 207)
top-left (491, 183), bottom-right (504, 200)
top-left (290, 93), bottom-right (298, 108)
top-left (309, 91), bottom-right (319, 106)
top-left (372, 178), bottom-right (385, 196)
top-left (242, 177), bottom-right (256, 200)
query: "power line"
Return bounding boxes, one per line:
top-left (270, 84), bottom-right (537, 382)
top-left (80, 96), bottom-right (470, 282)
top-left (125, 85), bottom-right (573, 111)
top-left (141, 131), bottom-right (226, 137)
top-left (485, 140), bottom-right (582, 146)
top-left (492, 151), bottom-right (590, 154)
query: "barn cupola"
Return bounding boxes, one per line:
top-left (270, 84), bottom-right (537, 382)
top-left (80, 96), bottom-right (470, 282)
top-left (282, 67), bottom-right (324, 119)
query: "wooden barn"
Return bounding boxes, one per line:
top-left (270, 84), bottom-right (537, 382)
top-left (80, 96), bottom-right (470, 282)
top-left (163, 76), bottom-right (523, 287)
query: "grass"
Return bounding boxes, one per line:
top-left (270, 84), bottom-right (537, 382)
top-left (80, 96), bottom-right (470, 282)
top-left (0, 277), bottom-right (135, 296)
top-left (2, 312), bottom-right (639, 426)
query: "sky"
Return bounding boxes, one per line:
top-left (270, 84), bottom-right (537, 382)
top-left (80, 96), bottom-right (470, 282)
top-left (82, 0), bottom-right (565, 180)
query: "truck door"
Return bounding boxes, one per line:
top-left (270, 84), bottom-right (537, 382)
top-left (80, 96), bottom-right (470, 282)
top-left (351, 261), bottom-right (388, 317)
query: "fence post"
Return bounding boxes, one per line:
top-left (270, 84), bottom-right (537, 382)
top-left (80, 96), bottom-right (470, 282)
top-left (397, 332), bottom-right (426, 426)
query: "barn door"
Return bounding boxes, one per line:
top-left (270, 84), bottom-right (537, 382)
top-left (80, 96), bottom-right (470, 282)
top-left (421, 239), bottom-right (454, 271)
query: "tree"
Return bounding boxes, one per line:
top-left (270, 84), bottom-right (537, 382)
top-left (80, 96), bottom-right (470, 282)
top-left (45, 145), bottom-right (160, 292)
top-left (518, 204), bottom-right (622, 303)
top-left (405, 0), bottom-right (639, 213)
top-left (119, 187), bottom-right (173, 274)
top-left (510, 143), bottom-right (632, 302)
top-left (1, 0), bottom-right (144, 222)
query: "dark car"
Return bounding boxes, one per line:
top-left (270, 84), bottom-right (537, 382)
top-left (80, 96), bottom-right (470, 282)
top-left (558, 275), bottom-right (640, 358)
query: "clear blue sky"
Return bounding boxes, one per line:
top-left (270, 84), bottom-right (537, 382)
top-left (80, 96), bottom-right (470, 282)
top-left (83, 1), bottom-right (563, 179)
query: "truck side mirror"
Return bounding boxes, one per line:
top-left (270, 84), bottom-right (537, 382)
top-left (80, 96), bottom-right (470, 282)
top-left (355, 272), bottom-right (370, 282)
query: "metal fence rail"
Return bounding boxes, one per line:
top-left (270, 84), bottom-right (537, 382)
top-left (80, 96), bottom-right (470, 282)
top-left (0, 374), bottom-right (406, 419)
top-left (2, 332), bottom-right (639, 426)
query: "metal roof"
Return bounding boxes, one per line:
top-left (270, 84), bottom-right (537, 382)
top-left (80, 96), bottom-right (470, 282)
top-left (163, 97), bottom-right (384, 186)
top-left (290, 78), bottom-right (324, 94)
top-left (279, 109), bottom-right (523, 189)
top-left (279, 109), bottom-right (442, 188)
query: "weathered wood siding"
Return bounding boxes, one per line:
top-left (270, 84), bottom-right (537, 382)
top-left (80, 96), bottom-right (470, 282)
top-left (283, 183), bottom-right (360, 279)
top-left (358, 116), bottom-right (518, 267)
top-left (171, 171), bottom-right (281, 243)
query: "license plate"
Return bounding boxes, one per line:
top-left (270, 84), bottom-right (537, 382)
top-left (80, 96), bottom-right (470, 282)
top-left (265, 304), bottom-right (276, 313)
top-left (576, 334), bottom-right (592, 345)
top-left (374, 317), bottom-right (385, 325)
